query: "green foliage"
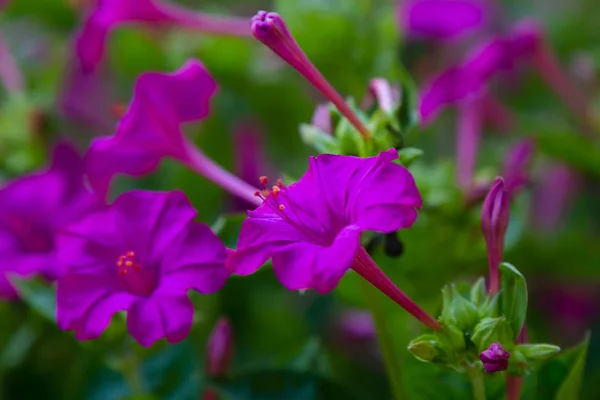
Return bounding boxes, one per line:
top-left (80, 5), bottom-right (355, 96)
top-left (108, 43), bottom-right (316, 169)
top-left (499, 263), bottom-right (528, 340)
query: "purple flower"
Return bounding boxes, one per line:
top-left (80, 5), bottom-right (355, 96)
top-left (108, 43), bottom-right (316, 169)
top-left (479, 342), bottom-right (510, 373)
top-left (481, 177), bottom-right (509, 295)
top-left (227, 149), bottom-right (441, 330)
top-left (455, 95), bottom-right (483, 190)
top-left (75, 0), bottom-right (252, 73)
top-left (85, 59), bottom-right (260, 207)
top-left (205, 317), bottom-right (234, 377)
top-left (531, 163), bottom-right (579, 232)
top-left (252, 11), bottom-right (372, 139)
top-left (337, 310), bottom-right (376, 342)
top-left (502, 138), bottom-right (535, 195)
top-left (399, 0), bottom-right (488, 41)
top-left (361, 78), bottom-right (401, 115)
top-left (0, 142), bottom-right (98, 299)
top-left (56, 190), bottom-right (229, 347)
top-left (311, 104), bottom-right (332, 134)
top-left (419, 22), bottom-right (542, 123)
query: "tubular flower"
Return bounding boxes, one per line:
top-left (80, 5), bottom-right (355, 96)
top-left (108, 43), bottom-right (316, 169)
top-left (227, 149), bottom-right (440, 330)
top-left (480, 342), bottom-right (510, 373)
top-left (75, 0), bottom-right (252, 72)
top-left (56, 190), bottom-right (230, 347)
top-left (252, 11), bottom-right (371, 139)
top-left (0, 142), bottom-right (98, 299)
top-left (85, 59), bottom-right (260, 206)
top-left (481, 177), bottom-right (509, 295)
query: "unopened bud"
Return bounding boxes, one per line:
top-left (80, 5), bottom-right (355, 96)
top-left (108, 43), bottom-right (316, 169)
top-left (479, 342), bottom-right (510, 373)
top-left (205, 317), bottom-right (234, 377)
top-left (481, 177), bottom-right (509, 295)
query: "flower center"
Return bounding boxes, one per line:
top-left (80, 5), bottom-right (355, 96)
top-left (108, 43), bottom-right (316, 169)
top-left (116, 251), bottom-right (141, 275)
top-left (115, 250), bottom-right (156, 297)
top-left (255, 176), bottom-right (333, 246)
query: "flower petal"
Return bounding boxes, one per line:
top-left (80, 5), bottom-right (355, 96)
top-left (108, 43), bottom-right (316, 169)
top-left (159, 223), bottom-right (229, 293)
top-left (113, 190), bottom-right (197, 261)
top-left (272, 225), bottom-right (361, 294)
top-left (74, 291), bottom-right (136, 341)
top-left (127, 295), bottom-right (194, 347)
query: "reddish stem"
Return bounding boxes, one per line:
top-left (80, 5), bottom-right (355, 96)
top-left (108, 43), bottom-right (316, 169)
top-left (353, 246), bottom-right (441, 331)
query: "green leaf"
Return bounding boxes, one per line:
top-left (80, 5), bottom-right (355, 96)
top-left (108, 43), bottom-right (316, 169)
top-left (499, 263), bottom-right (528, 340)
top-left (397, 147), bottom-right (424, 167)
top-left (471, 317), bottom-right (513, 352)
top-left (9, 276), bottom-right (56, 322)
top-left (211, 213), bottom-right (247, 249)
top-left (516, 344), bottom-right (561, 361)
top-left (440, 284), bottom-right (479, 332)
top-left (210, 370), bottom-right (365, 400)
top-left (469, 277), bottom-right (487, 307)
top-left (534, 333), bottom-right (590, 399)
top-left (299, 124), bottom-right (341, 154)
top-left (556, 333), bottom-right (590, 400)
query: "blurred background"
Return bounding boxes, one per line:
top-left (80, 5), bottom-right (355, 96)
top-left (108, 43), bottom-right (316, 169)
top-left (1, 0), bottom-right (599, 399)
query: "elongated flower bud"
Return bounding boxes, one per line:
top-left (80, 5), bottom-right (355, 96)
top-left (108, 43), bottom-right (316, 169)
top-left (251, 11), bottom-right (371, 139)
top-left (205, 317), bottom-right (234, 377)
top-left (481, 177), bottom-right (509, 295)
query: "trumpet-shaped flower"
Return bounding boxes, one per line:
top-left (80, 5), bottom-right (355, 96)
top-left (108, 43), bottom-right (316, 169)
top-left (56, 190), bottom-right (229, 347)
top-left (0, 142), bottom-right (98, 299)
top-left (85, 60), bottom-right (260, 206)
top-left (228, 149), bottom-right (421, 293)
top-left (227, 149), bottom-right (441, 330)
top-left (75, 0), bottom-right (252, 72)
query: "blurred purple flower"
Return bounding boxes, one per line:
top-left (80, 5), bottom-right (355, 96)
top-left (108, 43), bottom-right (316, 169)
top-left (480, 342), bottom-right (510, 373)
top-left (398, 0), bottom-right (488, 41)
top-left (205, 317), bottom-right (234, 377)
top-left (531, 163), bottom-right (579, 232)
top-left (85, 59), bottom-right (260, 206)
top-left (419, 22), bottom-right (542, 123)
top-left (467, 138), bottom-right (535, 203)
top-left (361, 78), bottom-right (401, 114)
top-left (232, 121), bottom-right (273, 211)
top-left (0, 31), bottom-right (24, 93)
top-left (252, 11), bottom-right (372, 139)
top-left (456, 95), bottom-right (483, 190)
top-left (227, 150), bottom-right (440, 330)
top-left (0, 142), bottom-right (98, 300)
top-left (338, 310), bottom-right (376, 342)
top-left (56, 190), bottom-right (229, 347)
top-left (481, 177), bottom-right (509, 295)
top-left (75, 0), bottom-right (252, 73)
top-left (59, 64), bottom-right (116, 137)
top-left (311, 104), bottom-right (332, 134)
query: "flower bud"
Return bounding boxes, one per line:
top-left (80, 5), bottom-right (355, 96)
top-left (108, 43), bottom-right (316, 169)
top-left (471, 317), bottom-right (513, 352)
top-left (441, 284), bottom-right (479, 331)
top-left (205, 317), bottom-right (234, 377)
top-left (481, 177), bottom-right (509, 295)
top-left (479, 342), bottom-right (510, 373)
top-left (408, 335), bottom-right (440, 362)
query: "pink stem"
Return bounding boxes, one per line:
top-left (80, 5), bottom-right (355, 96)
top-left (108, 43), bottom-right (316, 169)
top-left (180, 141), bottom-right (262, 207)
top-left (506, 325), bottom-right (528, 399)
top-left (0, 33), bottom-right (24, 93)
top-left (531, 44), bottom-right (597, 137)
top-left (482, 93), bottom-right (515, 133)
top-left (456, 97), bottom-right (482, 191)
top-left (161, 4), bottom-right (252, 37)
top-left (353, 246), bottom-right (441, 331)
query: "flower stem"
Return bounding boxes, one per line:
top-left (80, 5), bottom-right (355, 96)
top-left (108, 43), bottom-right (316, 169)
top-left (161, 3), bottom-right (252, 37)
top-left (353, 246), bottom-right (441, 331)
top-left (359, 278), bottom-right (405, 400)
top-left (0, 33), bottom-right (24, 94)
top-left (466, 366), bottom-right (487, 400)
top-left (456, 97), bottom-right (482, 191)
top-left (180, 141), bottom-right (262, 207)
top-left (532, 44), bottom-right (597, 137)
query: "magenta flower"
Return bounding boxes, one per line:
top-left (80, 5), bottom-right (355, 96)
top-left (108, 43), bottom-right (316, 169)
top-left (398, 0), bottom-right (488, 41)
top-left (252, 11), bottom-right (372, 139)
top-left (481, 177), bottom-right (509, 295)
top-left (419, 22), bottom-right (541, 123)
top-left (311, 104), bottom-right (332, 134)
top-left (205, 317), bottom-right (234, 377)
top-left (228, 149), bottom-right (440, 330)
top-left (56, 190), bottom-right (229, 347)
top-left (85, 59), bottom-right (260, 207)
top-left (531, 163), bottom-right (579, 232)
top-left (75, 0), bottom-right (252, 73)
top-left (480, 342), bottom-right (510, 373)
top-left (361, 78), bottom-right (401, 115)
top-left (0, 142), bottom-right (98, 299)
